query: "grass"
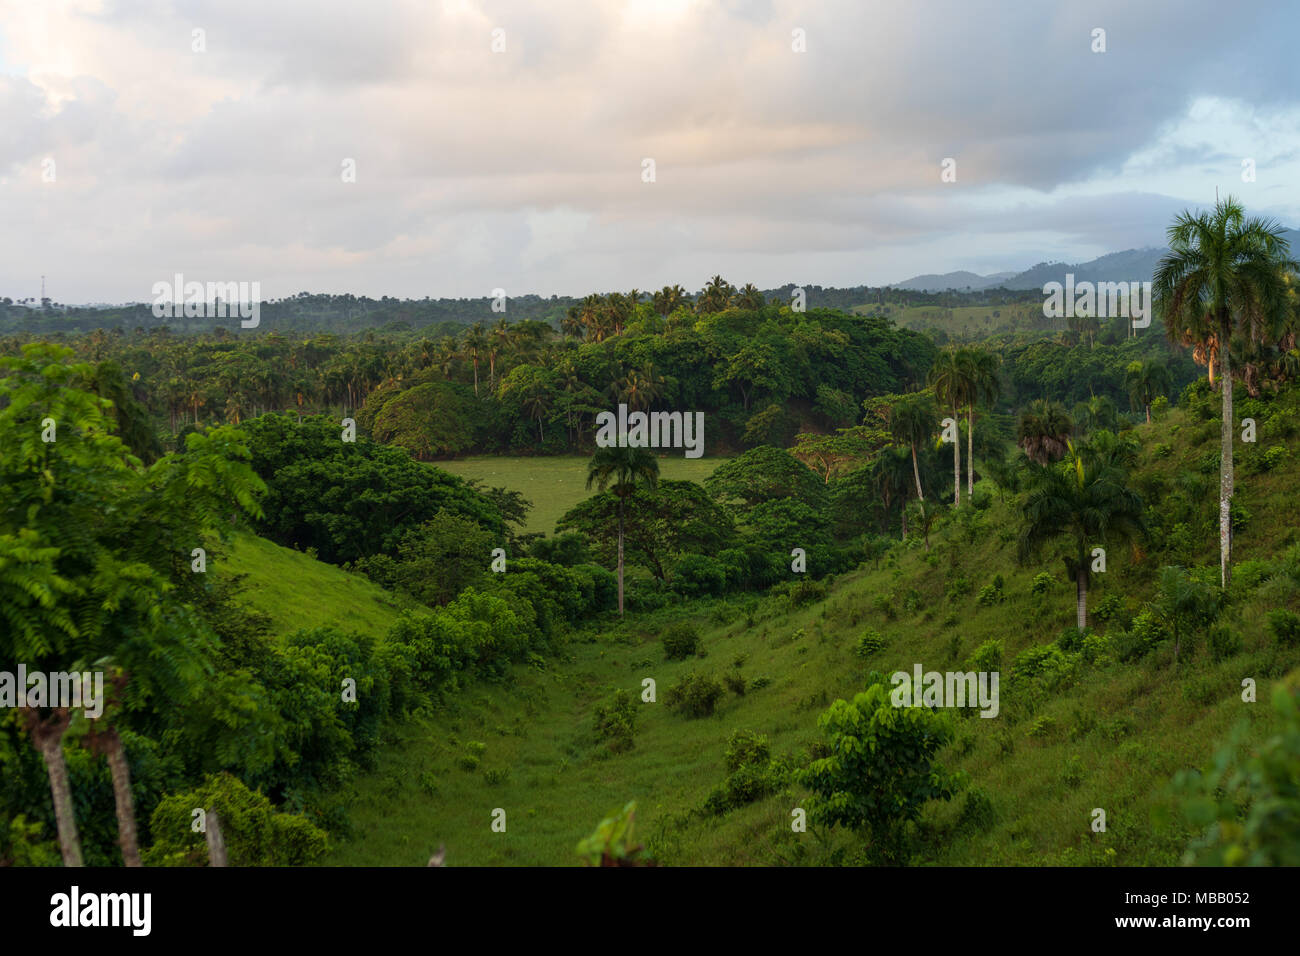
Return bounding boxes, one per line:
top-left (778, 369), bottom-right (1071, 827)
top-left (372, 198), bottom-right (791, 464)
top-left (216, 530), bottom-right (407, 639)
top-left (309, 399), bottom-right (1300, 866)
top-left (435, 455), bottom-right (728, 534)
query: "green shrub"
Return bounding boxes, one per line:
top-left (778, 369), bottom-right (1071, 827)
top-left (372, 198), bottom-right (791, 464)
top-left (968, 639), bottom-right (1003, 672)
top-left (976, 574), bottom-right (1004, 606)
top-left (483, 767), bottom-right (510, 786)
top-left (661, 622), bottom-right (700, 660)
top-left (593, 689), bottom-right (638, 753)
top-left (724, 729), bottom-right (771, 774)
top-left (1267, 609), bottom-right (1300, 648)
top-left (855, 628), bottom-right (888, 658)
top-left (723, 671), bottom-right (747, 696)
top-left (665, 673), bottom-right (725, 718)
top-left (144, 772), bottom-right (328, 867)
top-left (1208, 625), bottom-right (1242, 661)
top-left (1030, 571), bottom-right (1055, 595)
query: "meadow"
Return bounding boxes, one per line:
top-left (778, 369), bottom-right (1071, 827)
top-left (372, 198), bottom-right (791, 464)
top-left (208, 396), bottom-right (1300, 868)
top-left (435, 455), bottom-right (728, 534)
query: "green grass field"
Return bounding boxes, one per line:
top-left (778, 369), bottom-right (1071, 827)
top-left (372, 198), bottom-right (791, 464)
top-left (435, 455), bottom-right (728, 534)
top-left (318, 404), bottom-right (1300, 867)
top-left (216, 531), bottom-right (409, 638)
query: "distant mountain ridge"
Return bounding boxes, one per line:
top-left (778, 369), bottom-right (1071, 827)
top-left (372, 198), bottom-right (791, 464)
top-left (892, 229), bottom-right (1300, 293)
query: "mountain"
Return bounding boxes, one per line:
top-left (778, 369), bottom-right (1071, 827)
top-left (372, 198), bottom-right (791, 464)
top-left (892, 228), bottom-right (1300, 294)
top-left (889, 270), bottom-right (1020, 292)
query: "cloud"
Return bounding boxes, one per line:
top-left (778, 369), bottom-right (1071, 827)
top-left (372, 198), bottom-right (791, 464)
top-left (0, 0), bottom-right (1297, 302)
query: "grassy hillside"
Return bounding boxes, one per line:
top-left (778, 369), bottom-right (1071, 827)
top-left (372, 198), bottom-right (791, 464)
top-left (322, 398), bottom-right (1300, 867)
top-left (434, 455), bottom-right (727, 534)
top-left (216, 531), bottom-right (408, 638)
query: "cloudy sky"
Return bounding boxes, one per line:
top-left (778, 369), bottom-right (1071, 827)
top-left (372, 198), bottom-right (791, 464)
top-left (2, 0), bottom-right (1298, 304)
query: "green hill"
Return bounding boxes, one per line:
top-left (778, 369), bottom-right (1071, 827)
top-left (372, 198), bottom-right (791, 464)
top-left (320, 396), bottom-right (1300, 866)
top-left (215, 531), bottom-right (408, 638)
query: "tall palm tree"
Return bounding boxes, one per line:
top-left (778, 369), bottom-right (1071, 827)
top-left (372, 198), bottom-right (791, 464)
top-left (1019, 443), bottom-right (1146, 630)
top-left (652, 284), bottom-right (687, 318)
top-left (1154, 196), bottom-right (1297, 587)
top-left (461, 324), bottom-right (487, 396)
top-left (1017, 399), bottom-right (1074, 465)
top-left (736, 283), bottom-right (765, 310)
top-left (697, 275), bottom-right (736, 313)
top-left (1124, 359), bottom-right (1172, 424)
top-left (888, 391), bottom-right (937, 501)
top-left (927, 349), bottom-right (971, 505)
top-left (488, 317), bottom-right (512, 391)
top-left (586, 446), bottom-right (659, 615)
top-left (961, 349), bottom-right (1001, 496)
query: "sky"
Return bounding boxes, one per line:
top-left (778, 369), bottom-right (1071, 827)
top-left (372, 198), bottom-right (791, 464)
top-left (1, 0), bottom-right (1298, 304)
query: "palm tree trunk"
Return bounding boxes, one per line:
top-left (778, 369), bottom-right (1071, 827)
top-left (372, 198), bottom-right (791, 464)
top-left (952, 415), bottom-right (961, 506)
top-left (1219, 327), bottom-right (1233, 588)
top-left (966, 406), bottom-right (974, 496)
top-left (1145, 403), bottom-right (1151, 425)
top-left (104, 728), bottom-right (142, 866)
top-left (1076, 568), bottom-right (1088, 631)
top-left (910, 444), bottom-right (924, 500)
top-left (617, 497), bottom-right (625, 616)
top-left (29, 710), bottom-right (83, 866)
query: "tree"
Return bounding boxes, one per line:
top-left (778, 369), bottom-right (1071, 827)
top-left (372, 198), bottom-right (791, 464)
top-left (887, 392), bottom-right (938, 501)
top-left (1018, 443), bottom-right (1146, 630)
top-left (697, 275), bottom-right (736, 313)
top-left (583, 445), bottom-right (660, 615)
top-left (1146, 565), bottom-right (1220, 665)
top-left (961, 349), bottom-right (1001, 495)
top-left (1016, 399), bottom-right (1073, 465)
top-left (1124, 359), bottom-right (1172, 424)
top-left (927, 349), bottom-right (970, 505)
top-left (798, 679), bottom-right (963, 864)
top-left (704, 446), bottom-right (827, 513)
top-left (1155, 196), bottom-right (1297, 587)
top-left (461, 324), bottom-right (487, 396)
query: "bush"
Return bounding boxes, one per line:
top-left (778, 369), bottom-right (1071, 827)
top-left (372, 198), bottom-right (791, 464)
top-left (1030, 571), bottom-right (1055, 595)
top-left (671, 554), bottom-right (728, 597)
top-left (661, 622), bottom-right (700, 661)
top-left (665, 673), bottom-right (725, 718)
top-left (1267, 609), bottom-right (1300, 648)
top-left (968, 639), bottom-right (1002, 672)
top-left (976, 574), bottom-right (1004, 606)
top-left (724, 730), bottom-right (771, 774)
top-left (723, 671), bottom-right (747, 696)
top-left (1208, 625), bottom-right (1242, 661)
top-left (593, 689), bottom-right (638, 753)
top-left (144, 772), bottom-right (328, 867)
top-left (855, 628), bottom-right (888, 658)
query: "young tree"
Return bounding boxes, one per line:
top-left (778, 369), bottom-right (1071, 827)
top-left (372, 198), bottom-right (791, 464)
top-left (927, 349), bottom-right (971, 505)
top-left (888, 392), bottom-right (938, 501)
top-left (1018, 443), bottom-right (1146, 630)
top-left (799, 679), bottom-right (964, 864)
top-left (1125, 359), bottom-right (1173, 424)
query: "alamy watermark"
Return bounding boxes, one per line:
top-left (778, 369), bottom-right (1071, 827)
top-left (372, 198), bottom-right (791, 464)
top-left (151, 273), bottom-right (261, 328)
top-left (890, 664), bottom-right (999, 718)
top-left (0, 665), bottom-right (104, 718)
top-left (1042, 274), bottom-right (1151, 329)
top-left (594, 403), bottom-right (704, 459)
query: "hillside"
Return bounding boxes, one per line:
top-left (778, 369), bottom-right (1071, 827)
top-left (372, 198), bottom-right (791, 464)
top-left (216, 530), bottom-right (409, 638)
top-left (321, 396), bottom-right (1300, 866)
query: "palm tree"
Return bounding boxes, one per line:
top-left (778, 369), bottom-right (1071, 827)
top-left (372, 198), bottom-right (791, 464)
top-left (611, 363), bottom-right (666, 412)
top-left (1154, 196), bottom-right (1297, 587)
top-left (888, 391), bottom-right (937, 501)
top-left (488, 317), bottom-right (512, 391)
top-left (1019, 443), bottom-right (1146, 630)
top-left (461, 324), bottom-right (487, 396)
top-left (697, 275), bottom-right (736, 313)
top-left (652, 285), bottom-right (687, 318)
top-left (961, 349), bottom-right (1001, 496)
top-left (1147, 566), bottom-right (1220, 665)
top-left (1017, 399), bottom-right (1074, 465)
top-left (586, 446), bottom-right (659, 615)
top-left (1124, 359), bottom-right (1172, 424)
top-left (927, 349), bottom-right (970, 505)
top-left (736, 283), bottom-right (765, 310)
